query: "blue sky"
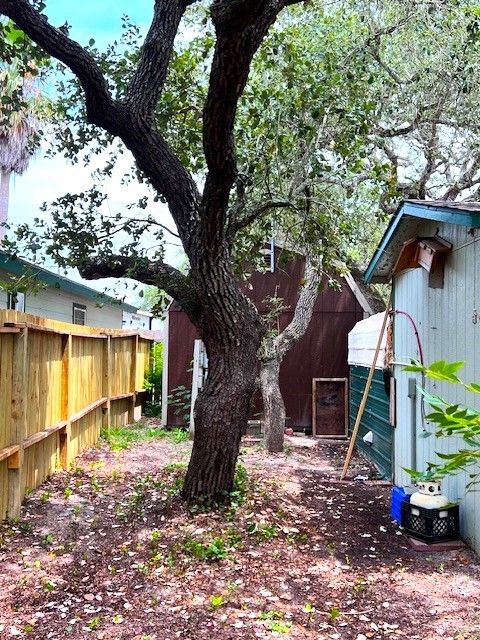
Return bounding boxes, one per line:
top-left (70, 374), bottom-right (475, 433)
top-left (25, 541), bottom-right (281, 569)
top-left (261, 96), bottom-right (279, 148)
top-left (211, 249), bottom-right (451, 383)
top-left (44, 1), bottom-right (152, 47)
top-left (8, 1), bottom-right (185, 305)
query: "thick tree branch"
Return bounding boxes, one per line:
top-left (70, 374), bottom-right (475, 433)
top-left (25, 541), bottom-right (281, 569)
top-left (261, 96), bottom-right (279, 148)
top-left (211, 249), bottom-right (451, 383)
top-left (0, 0), bottom-right (115, 126)
top-left (201, 0), bottom-right (304, 238)
top-left (125, 0), bottom-right (194, 119)
top-left (366, 45), bottom-right (403, 85)
top-left (442, 153), bottom-right (480, 201)
top-left (0, 0), bottom-right (201, 250)
top-left (228, 200), bottom-right (295, 238)
top-left (373, 121), bottom-right (419, 138)
top-left (80, 254), bottom-right (202, 320)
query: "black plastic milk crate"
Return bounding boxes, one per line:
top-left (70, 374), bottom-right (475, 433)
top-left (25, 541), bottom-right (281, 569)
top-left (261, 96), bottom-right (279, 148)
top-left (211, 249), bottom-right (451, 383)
top-left (401, 502), bottom-right (459, 543)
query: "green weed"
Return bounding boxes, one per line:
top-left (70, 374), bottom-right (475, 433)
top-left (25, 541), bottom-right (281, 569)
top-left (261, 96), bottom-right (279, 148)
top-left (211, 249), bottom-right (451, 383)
top-left (41, 533), bottom-right (54, 547)
top-left (166, 428), bottom-right (189, 444)
top-left (42, 579), bottom-right (56, 593)
top-left (209, 594), bottom-right (225, 610)
top-left (88, 616), bottom-right (101, 630)
top-left (100, 422), bottom-right (165, 451)
top-left (183, 535), bottom-right (228, 561)
top-left (328, 607), bottom-right (341, 621)
top-left (247, 521), bottom-right (280, 540)
top-left (258, 610), bottom-right (284, 621)
top-left (266, 620), bottom-right (292, 633)
top-left (164, 462), bottom-right (187, 472)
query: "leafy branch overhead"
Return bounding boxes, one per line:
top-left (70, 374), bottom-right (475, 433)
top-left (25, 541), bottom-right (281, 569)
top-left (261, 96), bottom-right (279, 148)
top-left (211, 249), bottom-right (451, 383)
top-left (403, 360), bottom-right (480, 486)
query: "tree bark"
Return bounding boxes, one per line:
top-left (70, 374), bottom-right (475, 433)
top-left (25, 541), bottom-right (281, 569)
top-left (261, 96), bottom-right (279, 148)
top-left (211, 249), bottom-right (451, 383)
top-left (182, 326), bottom-right (261, 501)
top-left (183, 242), bottom-right (265, 501)
top-left (0, 170), bottom-right (10, 241)
top-left (260, 357), bottom-right (285, 453)
top-left (260, 255), bottom-right (322, 452)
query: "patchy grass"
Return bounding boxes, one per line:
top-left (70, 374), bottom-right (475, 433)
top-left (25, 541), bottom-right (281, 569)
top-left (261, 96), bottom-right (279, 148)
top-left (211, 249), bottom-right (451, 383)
top-left (100, 421), bottom-right (188, 450)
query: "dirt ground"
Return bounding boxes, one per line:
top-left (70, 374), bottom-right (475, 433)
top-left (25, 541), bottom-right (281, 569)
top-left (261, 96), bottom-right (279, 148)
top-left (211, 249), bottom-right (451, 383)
top-left (1, 427), bottom-right (479, 640)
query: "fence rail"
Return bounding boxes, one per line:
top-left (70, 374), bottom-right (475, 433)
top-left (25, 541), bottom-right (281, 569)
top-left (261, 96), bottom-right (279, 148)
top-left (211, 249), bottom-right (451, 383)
top-left (0, 310), bottom-right (152, 519)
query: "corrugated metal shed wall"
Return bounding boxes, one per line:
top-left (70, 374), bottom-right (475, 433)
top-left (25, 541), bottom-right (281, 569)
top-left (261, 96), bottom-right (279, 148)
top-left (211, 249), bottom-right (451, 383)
top-left (393, 220), bottom-right (480, 554)
top-left (349, 366), bottom-right (392, 478)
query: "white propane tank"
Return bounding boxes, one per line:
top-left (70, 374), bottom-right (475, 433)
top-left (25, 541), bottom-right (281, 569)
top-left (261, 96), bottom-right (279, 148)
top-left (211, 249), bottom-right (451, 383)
top-left (410, 481), bottom-right (449, 509)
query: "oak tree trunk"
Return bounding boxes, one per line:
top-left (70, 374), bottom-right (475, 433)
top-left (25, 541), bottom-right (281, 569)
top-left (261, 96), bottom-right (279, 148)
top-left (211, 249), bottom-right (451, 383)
top-left (260, 357), bottom-right (285, 453)
top-left (182, 247), bottom-right (264, 503)
top-left (182, 331), bottom-right (261, 502)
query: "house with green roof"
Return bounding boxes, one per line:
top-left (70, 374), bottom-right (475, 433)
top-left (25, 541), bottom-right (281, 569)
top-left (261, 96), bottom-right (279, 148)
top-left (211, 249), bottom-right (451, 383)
top-left (0, 249), bottom-right (138, 328)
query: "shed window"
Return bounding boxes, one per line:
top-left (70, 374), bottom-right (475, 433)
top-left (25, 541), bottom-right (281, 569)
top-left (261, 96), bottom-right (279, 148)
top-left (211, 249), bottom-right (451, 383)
top-left (72, 303), bottom-right (87, 325)
top-left (7, 291), bottom-right (25, 312)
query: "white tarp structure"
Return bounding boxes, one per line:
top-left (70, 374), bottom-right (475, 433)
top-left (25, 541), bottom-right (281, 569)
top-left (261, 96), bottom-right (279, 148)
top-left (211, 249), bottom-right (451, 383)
top-left (348, 312), bottom-right (387, 369)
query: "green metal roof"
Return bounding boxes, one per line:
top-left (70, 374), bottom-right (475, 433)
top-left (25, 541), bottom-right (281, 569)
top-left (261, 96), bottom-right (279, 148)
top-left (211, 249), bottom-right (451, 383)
top-left (0, 249), bottom-right (138, 313)
top-left (364, 200), bottom-right (480, 284)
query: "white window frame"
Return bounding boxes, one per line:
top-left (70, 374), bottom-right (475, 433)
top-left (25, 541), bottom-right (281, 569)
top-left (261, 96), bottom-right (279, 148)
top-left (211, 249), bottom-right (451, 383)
top-left (7, 291), bottom-right (25, 312)
top-left (72, 302), bottom-right (87, 325)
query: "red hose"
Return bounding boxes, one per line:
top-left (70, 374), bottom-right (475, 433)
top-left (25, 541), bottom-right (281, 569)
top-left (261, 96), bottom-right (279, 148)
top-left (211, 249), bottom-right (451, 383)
top-left (390, 310), bottom-right (425, 365)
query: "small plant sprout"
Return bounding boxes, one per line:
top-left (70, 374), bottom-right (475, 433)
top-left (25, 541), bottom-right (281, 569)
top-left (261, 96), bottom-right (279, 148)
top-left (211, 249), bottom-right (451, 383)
top-left (42, 579), bottom-right (56, 593)
top-left (303, 602), bottom-right (316, 627)
top-left (257, 610), bottom-right (284, 621)
top-left (266, 620), bottom-right (292, 633)
top-left (88, 616), bottom-right (101, 630)
top-left (257, 611), bottom-right (292, 633)
top-left (209, 594), bottom-right (225, 610)
top-left (64, 486), bottom-right (73, 499)
top-left (328, 607), bottom-right (341, 621)
top-left (42, 533), bottom-right (54, 547)
top-left (40, 490), bottom-right (51, 503)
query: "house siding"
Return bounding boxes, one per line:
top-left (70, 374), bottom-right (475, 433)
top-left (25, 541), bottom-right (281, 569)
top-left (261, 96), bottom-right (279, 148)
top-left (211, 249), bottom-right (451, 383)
top-left (0, 272), bottom-right (124, 328)
top-left (393, 221), bottom-right (480, 553)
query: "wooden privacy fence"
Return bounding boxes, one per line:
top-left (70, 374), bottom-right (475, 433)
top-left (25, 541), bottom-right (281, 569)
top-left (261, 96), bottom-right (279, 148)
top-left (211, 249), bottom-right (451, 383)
top-left (0, 310), bottom-right (152, 520)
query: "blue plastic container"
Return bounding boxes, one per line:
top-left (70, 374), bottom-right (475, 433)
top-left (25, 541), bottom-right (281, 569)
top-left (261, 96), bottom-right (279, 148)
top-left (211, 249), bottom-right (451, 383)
top-left (391, 486), bottom-right (410, 524)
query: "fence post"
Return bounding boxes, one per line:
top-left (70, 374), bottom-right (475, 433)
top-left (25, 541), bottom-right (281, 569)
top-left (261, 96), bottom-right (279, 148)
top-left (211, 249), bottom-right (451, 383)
top-left (102, 335), bottom-right (111, 428)
top-left (129, 335), bottom-right (139, 423)
top-left (7, 327), bottom-right (28, 518)
top-left (59, 334), bottom-right (72, 470)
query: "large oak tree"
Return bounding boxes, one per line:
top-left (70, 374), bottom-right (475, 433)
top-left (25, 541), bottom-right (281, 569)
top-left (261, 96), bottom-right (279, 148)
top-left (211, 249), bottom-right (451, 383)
top-left (0, 0), bottom-right (309, 503)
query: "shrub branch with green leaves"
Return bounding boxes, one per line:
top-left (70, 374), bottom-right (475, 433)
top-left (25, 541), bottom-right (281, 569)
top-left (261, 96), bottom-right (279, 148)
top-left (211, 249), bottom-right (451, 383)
top-left (403, 360), bottom-right (480, 486)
